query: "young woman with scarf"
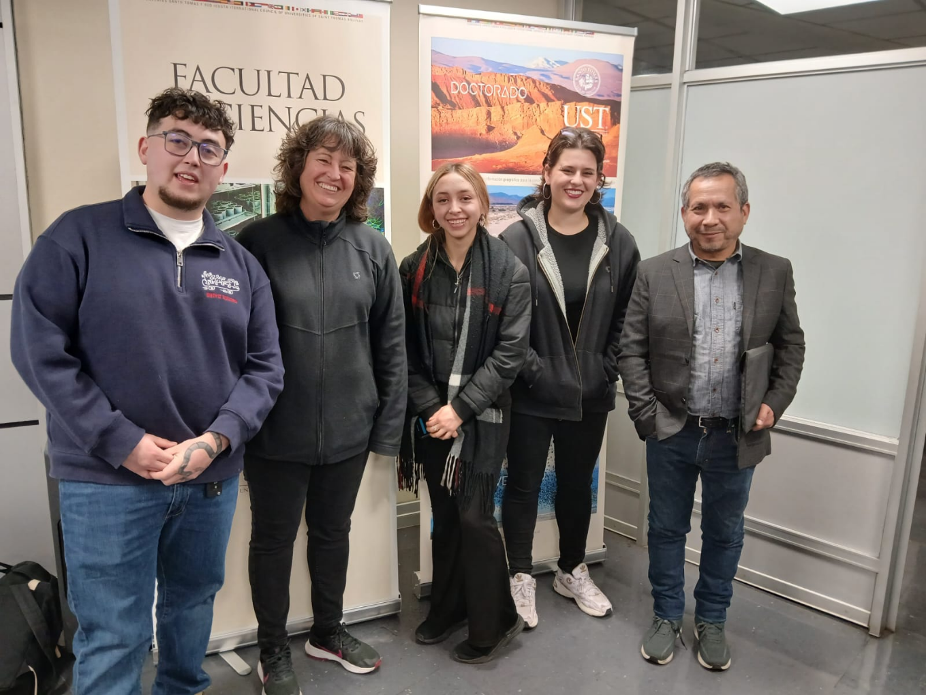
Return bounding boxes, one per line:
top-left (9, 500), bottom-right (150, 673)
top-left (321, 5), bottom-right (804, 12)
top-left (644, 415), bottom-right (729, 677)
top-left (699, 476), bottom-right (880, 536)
top-left (398, 163), bottom-right (532, 664)
top-left (500, 127), bottom-right (640, 628)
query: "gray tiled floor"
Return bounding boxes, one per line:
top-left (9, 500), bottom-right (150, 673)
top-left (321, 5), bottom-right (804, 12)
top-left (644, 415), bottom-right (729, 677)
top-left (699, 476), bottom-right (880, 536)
top-left (152, 517), bottom-right (925, 695)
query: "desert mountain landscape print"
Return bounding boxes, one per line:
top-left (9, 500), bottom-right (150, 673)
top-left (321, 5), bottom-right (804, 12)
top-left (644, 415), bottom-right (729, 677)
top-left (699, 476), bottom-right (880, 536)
top-left (431, 38), bottom-right (624, 176)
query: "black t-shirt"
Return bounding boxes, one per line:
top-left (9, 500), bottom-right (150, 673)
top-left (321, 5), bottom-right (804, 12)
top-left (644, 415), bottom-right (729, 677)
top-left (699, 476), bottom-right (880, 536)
top-left (546, 213), bottom-right (597, 340)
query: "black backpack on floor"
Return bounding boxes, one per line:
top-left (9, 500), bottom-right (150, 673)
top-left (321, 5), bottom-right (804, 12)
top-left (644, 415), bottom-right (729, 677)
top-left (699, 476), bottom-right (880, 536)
top-left (0, 561), bottom-right (70, 695)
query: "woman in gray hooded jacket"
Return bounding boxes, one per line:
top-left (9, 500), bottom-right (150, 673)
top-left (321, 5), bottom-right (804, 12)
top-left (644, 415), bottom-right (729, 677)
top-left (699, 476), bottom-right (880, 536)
top-left (500, 127), bottom-right (640, 629)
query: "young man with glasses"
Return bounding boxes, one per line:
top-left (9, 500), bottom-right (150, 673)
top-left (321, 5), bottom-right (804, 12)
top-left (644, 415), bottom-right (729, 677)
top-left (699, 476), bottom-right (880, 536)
top-left (10, 88), bottom-right (284, 695)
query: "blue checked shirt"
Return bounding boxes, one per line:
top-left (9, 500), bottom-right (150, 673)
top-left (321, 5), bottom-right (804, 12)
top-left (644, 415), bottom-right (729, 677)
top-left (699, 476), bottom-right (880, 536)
top-left (687, 243), bottom-right (743, 419)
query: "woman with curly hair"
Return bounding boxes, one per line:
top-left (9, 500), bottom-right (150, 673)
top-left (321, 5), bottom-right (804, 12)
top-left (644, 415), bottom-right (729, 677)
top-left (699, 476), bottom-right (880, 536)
top-left (236, 115), bottom-right (406, 694)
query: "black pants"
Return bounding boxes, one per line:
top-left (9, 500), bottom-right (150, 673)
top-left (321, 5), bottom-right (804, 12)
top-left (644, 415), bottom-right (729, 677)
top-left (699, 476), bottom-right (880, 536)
top-left (502, 411), bottom-right (608, 575)
top-left (420, 434), bottom-right (517, 648)
top-left (245, 451), bottom-right (368, 651)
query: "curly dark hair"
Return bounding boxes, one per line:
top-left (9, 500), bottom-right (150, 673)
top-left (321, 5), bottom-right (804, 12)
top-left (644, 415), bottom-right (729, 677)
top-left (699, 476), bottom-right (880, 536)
top-left (533, 127), bottom-right (607, 204)
top-left (145, 88), bottom-right (236, 148)
top-left (274, 115), bottom-right (377, 222)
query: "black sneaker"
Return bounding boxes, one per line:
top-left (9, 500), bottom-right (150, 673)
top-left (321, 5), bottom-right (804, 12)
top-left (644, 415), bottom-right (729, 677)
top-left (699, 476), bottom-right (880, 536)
top-left (415, 616), bottom-right (467, 645)
top-left (257, 644), bottom-right (302, 695)
top-left (305, 624), bottom-right (382, 674)
top-left (452, 615), bottom-right (524, 665)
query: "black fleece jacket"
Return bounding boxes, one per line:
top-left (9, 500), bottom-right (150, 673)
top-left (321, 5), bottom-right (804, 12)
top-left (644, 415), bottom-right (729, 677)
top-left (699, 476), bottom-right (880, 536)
top-left (237, 209), bottom-right (407, 464)
top-left (500, 197), bottom-right (640, 420)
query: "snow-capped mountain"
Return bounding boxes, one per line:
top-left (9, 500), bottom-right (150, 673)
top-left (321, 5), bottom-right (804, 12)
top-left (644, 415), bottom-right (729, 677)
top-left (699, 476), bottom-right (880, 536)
top-left (527, 57), bottom-right (566, 70)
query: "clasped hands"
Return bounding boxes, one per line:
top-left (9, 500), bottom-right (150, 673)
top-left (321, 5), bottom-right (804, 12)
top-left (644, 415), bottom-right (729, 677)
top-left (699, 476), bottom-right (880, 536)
top-left (425, 404), bottom-right (463, 440)
top-left (121, 432), bottom-right (229, 485)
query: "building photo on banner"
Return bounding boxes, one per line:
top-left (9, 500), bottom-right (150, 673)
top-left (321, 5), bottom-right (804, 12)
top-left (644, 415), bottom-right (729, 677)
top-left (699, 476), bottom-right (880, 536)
top-left (109, 0), bottom-right (395, 654)
top-left (417, 6), bottom-right (636, 592)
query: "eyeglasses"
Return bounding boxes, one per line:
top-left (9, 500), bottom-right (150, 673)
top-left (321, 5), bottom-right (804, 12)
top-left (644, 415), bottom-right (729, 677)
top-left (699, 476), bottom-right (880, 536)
top-left (149, 130), bottom-right (229, 166)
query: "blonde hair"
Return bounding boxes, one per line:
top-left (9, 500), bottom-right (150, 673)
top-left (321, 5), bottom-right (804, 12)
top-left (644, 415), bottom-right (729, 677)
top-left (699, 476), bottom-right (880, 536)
top-left (417, 163), bottom-right (490, 234)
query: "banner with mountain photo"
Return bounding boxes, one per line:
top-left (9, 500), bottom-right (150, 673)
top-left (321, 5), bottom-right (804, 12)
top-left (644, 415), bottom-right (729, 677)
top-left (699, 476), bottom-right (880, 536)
top-left (420, 12), bottom-right (635, 216)
top-left (416, 8), bottom-right (635, 590)
top-left (431, 38), bottom-right (624, 177)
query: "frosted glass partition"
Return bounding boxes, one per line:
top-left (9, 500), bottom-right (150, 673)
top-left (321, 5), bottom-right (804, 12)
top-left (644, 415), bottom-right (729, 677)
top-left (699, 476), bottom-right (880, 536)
top-left (678, 66), bottom-right (926, 437)
top-left (0, 26), bottom-right (26, 294)
top-left (619, 87), bottom-right (671, 263)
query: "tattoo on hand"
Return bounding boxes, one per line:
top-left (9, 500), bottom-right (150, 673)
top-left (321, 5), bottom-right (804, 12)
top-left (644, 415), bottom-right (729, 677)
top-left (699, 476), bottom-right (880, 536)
top-left (208, 431), bottom-right (223, 452)
top-left (177, 439), bottom-right (219, 480)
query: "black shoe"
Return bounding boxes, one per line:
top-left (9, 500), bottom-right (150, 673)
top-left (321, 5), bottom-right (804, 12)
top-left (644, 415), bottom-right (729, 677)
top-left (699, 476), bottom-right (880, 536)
top-left (452, 615), bottom-right (524, 665)
top-left (305, 624), bottom-right (381, 674)
top-left (257, 644), bottom-right (302, 695)
top-left (415, 617), bottom-right (467, 645)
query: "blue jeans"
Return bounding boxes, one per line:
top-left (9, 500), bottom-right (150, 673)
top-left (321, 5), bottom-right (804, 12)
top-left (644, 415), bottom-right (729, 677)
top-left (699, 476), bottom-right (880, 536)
top-left (646, 422), bottom-right (754, 624)
top-left (59, 477), bottom-right (238, 695)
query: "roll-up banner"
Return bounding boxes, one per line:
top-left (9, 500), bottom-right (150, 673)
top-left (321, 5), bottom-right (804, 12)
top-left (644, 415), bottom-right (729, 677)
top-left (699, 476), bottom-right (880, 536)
top-left (416, 6), bottom-right (636, 592)
top-left (110, 0), bottom-right (390, 239)
top-left (109, 0), bottom-right (398, 652)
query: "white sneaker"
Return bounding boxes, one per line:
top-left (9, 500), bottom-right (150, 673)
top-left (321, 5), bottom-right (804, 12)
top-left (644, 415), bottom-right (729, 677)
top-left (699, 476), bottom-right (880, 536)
top-left (510, 573), bottom-right (539, 629)
top-left (553, 563), bottom-right (613, 618)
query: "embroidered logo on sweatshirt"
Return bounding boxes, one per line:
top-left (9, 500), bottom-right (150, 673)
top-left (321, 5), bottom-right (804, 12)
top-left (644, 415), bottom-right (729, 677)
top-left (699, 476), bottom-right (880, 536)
top-left (202, 271), bottom-right (240, 303)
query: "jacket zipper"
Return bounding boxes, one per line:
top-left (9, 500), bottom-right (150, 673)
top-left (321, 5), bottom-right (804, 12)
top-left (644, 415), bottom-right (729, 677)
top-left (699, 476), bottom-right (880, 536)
top-left (440, 252), bottom-right (470, 348)
top-left (536, 247), bottom-right (608, 415)
top-left (318, 238), bottom-right (326, 460)
top-left (536, 255), bottom-right (583, 413)
top-left (175, 250), bottom-right (185, 289)
top-left (128, 227), bottom-right (195, 292)
top-left (455, 258), bottom-right (472, 347)
top-left (575, 250), bottom-right (608, 348)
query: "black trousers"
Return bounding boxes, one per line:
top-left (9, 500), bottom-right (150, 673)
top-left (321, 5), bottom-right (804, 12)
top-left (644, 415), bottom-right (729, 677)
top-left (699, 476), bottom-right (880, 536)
top-left (502, 411), bottom-right (608, 575)
top-left (245, 451), bottom-right (368, 651)
top-left (420, 433), bottom-right (517, 648)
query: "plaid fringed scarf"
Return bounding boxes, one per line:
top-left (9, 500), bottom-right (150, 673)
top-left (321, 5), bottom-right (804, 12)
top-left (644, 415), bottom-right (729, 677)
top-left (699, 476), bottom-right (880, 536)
top-left (398, 229), bottom-right (516, 511)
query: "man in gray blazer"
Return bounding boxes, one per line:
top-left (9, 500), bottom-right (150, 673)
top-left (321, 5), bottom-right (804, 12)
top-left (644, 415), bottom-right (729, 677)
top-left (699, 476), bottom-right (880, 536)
top-left (618, 162), bottom-right (804, 671)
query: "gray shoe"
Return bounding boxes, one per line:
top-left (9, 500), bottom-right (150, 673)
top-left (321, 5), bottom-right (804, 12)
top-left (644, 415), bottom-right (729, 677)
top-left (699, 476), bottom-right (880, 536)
top-left (694, 621), bottom-right (732, 671)
top-left (640, 615), bottom-right (683, 665)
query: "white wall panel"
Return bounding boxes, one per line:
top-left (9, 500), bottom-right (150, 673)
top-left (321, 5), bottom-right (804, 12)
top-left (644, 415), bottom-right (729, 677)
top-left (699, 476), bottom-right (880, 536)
top-left (608, 392), bottom-right (646, 484)
top-left (619, 87), bottom-right (671, 263)
top-left (687, 527), bottom-right (877, 626)
top-left (0, 425), bottom-right (53, 569)
top-left (0, 25), bottom-right (27, 294)
top-left (604, 482), bottom-right (642, 540)
top-left (607, 63), bottom-right (924, 634)
top-left (745, 434), bottom-right (894, 558)
top-left (678, 65), bottom-right (926, 437)
top-left (0, 301), bottom-right (40, 424)
top-left (1, 3), bottom-right (51, 573)
top-left (604, 86), bottom-right (671, 541)
top-left (605, 393), bottom-right (646, 539)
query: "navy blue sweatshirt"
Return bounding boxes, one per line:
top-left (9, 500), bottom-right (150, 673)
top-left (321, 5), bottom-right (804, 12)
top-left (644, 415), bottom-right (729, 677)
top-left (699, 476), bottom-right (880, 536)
top-left (10, 187), bottom-right (285, 485)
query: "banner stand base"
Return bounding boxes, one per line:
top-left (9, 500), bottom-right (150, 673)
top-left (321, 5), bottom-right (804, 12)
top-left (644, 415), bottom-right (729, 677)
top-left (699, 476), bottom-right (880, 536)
top-left (414, 545), bottom-right (608, 599)
top-left (218, 650), bottom-right (252, 676)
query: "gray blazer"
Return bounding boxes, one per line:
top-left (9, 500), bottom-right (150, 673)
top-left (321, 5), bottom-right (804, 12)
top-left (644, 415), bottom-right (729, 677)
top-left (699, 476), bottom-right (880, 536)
top-left (618, 243), bottom-right (805, 468)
